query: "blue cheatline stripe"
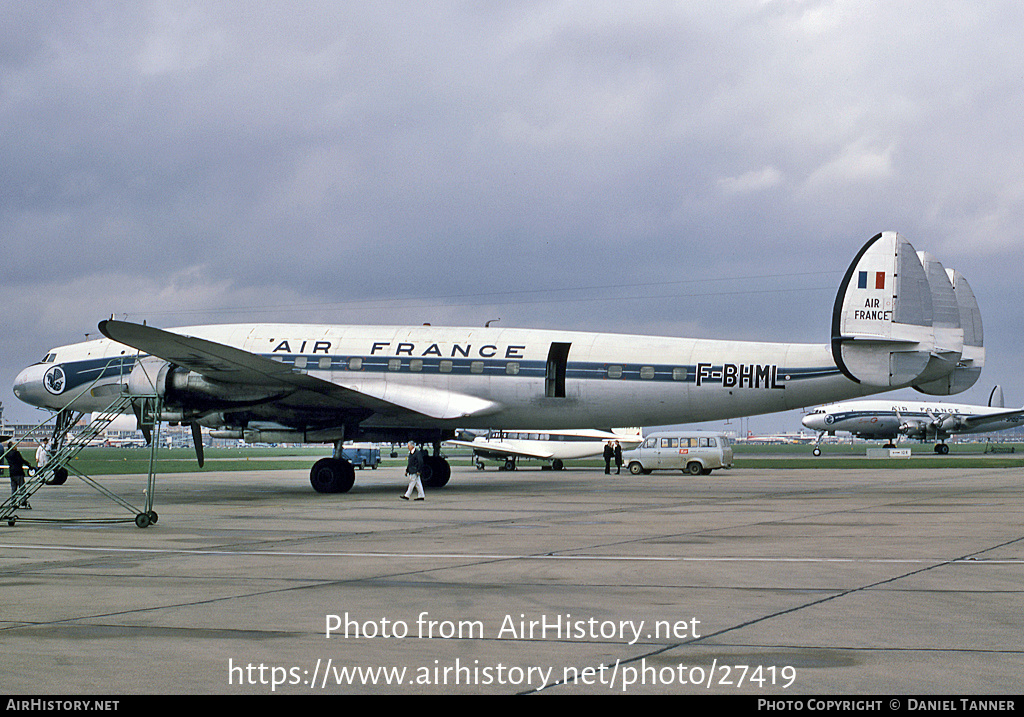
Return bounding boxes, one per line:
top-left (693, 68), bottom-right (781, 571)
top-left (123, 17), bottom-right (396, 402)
top-left (51, 353), bottom-right (842, 396)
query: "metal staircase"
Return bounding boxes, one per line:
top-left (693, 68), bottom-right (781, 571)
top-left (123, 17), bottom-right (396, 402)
top-left (2, 393), bottom-right (163, 528)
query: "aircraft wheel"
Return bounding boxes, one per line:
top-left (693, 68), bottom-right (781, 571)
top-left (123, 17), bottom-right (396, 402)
top-left (503, 458), bottom-right (516, 471)
top-left (422, 456), bottom-right (451, 488)
top-left (310, 458), bottom-right (356, 494)
top-left (552, 459), bottom-right (564, 471)
top-left (685, 462), bottom-right (703, 476)
top-left (812, 448), bottom-right (821, 457)
top-left (48, 466), bottom-right (69, 486)
top-left (935, 444), bottom-right (949, 455)
top-left (135, 513), bottom-right (151, 529)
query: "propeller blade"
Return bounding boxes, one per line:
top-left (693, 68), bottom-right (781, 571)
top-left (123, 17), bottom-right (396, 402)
top-left (191, 422), bottom-right (205, 467)
top-left (133, 402), bottom-right (152, 444)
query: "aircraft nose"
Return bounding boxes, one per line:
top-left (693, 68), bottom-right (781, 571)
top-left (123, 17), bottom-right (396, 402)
top-left (12, 363), bottom-right (57, 409)
top-left (801, 413), bottom-right (822, 430)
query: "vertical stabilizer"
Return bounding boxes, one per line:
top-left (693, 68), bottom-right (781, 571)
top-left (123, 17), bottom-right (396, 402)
top-left (988, 385), bottom-right (1004, 408)
top-left (831, 232), bottom-right (936, 387)
top-left (915, 268), bottom-right (984, 395)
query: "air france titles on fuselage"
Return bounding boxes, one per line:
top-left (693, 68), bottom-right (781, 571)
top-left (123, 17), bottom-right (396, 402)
top-left (270, 340), bottom-right (527, 360)
top-left (369, 342), bottom-right (527, 360)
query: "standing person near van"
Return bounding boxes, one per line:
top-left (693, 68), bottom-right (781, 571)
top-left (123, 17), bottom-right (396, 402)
top-left (603, 442), bottom-right (614, 474)
top-left (401, 441), bottom-right (425, 501)
top-left (614, 441), bottom-right (623, 475)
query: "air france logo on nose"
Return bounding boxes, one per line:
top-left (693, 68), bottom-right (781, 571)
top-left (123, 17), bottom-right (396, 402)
top-left (44, 366), bottom-right (67, 395)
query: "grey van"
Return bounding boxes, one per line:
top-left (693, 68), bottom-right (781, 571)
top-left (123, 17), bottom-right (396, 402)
top-left (623, 431), bottom-right (733, 475)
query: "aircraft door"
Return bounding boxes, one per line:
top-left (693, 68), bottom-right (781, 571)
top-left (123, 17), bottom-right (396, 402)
top-left (546, 343), bottom-right (571, 398)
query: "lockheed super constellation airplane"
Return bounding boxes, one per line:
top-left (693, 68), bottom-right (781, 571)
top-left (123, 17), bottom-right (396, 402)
top-left (802, 386), bottom-right (1023, 454)
top-left (13, 231), bottom-right (984, 494)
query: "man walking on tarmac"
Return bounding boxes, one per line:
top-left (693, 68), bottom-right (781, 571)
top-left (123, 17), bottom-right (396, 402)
top-left (401, 441), bottom-right (426, 501)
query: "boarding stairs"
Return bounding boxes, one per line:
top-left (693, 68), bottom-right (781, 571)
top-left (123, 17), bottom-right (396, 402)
top-left (1, 392), bottom-right (163, 528)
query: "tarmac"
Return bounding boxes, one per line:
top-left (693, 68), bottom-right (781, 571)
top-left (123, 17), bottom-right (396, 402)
top-left (2, 460), bottom-right (1023, 696)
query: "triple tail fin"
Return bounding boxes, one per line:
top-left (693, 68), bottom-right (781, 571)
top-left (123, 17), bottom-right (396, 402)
top-left (831, 231), bottom-right (981, 394)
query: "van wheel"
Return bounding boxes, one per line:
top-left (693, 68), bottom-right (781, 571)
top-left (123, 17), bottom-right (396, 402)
top-left (684, 462), bottom-right (702, 475)
top-left (628, 462), bottom-right (644, 475)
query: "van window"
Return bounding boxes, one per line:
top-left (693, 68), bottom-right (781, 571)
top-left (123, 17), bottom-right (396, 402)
top-left (700, 437), bottom-right (716, 448)
top-left (660, 438), bottom-right (678, 448)
top-left (643, 437), bottom-right (657, 449)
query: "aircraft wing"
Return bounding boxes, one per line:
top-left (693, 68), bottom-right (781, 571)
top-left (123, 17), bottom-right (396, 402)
top-left (958, 407), bottom-right (1024, 429)
top-left (446, 439), bottom-right (555, 460)
top-left (98, 320), bottom-right (501, 421)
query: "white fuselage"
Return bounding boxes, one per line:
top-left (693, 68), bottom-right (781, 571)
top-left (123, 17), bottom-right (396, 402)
top-left (14, 323), bottom-right (925, 433)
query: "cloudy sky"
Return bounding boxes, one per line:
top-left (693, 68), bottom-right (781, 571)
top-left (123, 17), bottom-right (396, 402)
top-left (2, 1), bottom-right (1021, 431)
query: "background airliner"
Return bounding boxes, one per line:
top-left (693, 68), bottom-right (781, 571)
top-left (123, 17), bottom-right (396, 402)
top-left (12, 231), bottom-right (984, 494)
top-left (802, 386), bottom-right (1023, 453)
top-left (447, 427), bottom-right (643, 471)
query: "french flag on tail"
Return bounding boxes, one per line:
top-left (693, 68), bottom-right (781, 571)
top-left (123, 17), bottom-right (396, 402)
top-left (858, 271), bottom-right (885, 289)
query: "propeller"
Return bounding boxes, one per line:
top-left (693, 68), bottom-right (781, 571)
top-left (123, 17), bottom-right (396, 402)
top-left (896, 409), bottom-right (919, 436)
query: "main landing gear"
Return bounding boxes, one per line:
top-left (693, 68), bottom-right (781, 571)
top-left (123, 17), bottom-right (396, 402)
top-left (310, 457), bottom-right (356, 493)
top-left (420, 452), bottom-right (451, 488)
top-left (934, 443), bottom-right (950, 454)
top-left (309, 441), bottom-right (451, 493)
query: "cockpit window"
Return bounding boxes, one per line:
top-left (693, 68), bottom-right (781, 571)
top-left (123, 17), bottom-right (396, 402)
top-left (42, 353), bottom-right (56, 363)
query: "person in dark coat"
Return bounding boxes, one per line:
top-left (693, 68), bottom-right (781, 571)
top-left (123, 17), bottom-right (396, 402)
top-left (401, 442), bottom-right (425, 501)
top-left (5, 442), bottom-right (32, 509)
top-left (614, 441), bottom-right (623, 475)
top-left (603, 442), bottom-right (614, 474)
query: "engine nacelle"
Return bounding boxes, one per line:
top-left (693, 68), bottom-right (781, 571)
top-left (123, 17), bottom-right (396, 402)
top-left (127, 357), bottom-right (173, 398)
top-left (126, 357), bottom-right (283, 407)
top-left (899, 420), bottom-right (925, 438)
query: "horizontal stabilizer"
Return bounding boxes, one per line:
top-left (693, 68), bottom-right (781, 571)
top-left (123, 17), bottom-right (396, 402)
top-left (831, 232), bottom-right (936, 387)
